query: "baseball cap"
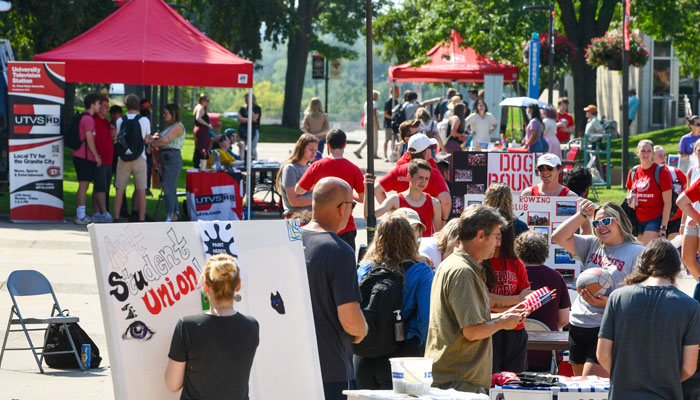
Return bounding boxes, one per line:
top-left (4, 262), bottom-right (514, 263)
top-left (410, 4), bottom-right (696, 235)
top-left (394, 208), bottom-right (427, 231)
top-left (408, 133), bottom-right (438, 153)
top-left (537, 153), bottom-right (562, 168)
top-left (583, 104), bottom-right (597, 114)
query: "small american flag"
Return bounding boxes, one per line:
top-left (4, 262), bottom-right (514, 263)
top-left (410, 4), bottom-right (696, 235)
top-left (506, 286), bottom-right (556, 314)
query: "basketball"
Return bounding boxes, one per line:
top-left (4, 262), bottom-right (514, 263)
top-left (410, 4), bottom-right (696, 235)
top-left (576, 267), bottom-right (613, 296)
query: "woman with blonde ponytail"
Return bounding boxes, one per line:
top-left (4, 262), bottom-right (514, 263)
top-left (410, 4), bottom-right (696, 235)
top-left (165, 254), bottom-right (259, 399)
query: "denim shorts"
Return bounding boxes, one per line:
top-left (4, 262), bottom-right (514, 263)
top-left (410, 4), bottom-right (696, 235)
top-left (637, 215), bottom-right (662, 234)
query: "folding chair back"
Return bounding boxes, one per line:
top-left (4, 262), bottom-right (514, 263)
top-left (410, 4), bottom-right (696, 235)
top-left (1, 269), bottom-right (83, 373)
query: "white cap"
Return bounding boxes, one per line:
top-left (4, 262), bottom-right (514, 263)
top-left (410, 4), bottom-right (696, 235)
top-left (536, 153), bottom-right (562, 168)
top-left (394, 208), bottom-right (427, 231)
top-left (408, 133), bottom-right (438, 153)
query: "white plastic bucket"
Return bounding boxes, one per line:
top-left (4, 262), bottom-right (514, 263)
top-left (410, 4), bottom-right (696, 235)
top-left (389, 357), bottom-right (433, 395)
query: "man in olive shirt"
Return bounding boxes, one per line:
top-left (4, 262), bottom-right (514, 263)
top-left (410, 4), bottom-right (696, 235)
top-left (425, 205), bottom-right (526, 392)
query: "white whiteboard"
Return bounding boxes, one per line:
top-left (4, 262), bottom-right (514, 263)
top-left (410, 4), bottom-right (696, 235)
top-left (88, 220), bottom-right (323, 399)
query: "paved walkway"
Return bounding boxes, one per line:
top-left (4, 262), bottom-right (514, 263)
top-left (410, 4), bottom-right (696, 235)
top-left (0, 140), bottom-right (389, 399)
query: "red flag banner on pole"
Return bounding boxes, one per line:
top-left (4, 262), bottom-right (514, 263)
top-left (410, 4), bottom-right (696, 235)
top-left (623, 0), bottom-right (630, 51)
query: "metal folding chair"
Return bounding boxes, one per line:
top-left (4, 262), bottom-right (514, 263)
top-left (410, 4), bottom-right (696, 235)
top-left (0, 270), bottom-right (83, 373)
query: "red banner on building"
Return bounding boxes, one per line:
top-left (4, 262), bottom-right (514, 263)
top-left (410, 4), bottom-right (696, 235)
top-left (8, 62), bottom-right (65, 222)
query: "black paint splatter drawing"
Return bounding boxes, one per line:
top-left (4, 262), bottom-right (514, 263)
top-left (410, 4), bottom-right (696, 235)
top-left (270, 291), bottom-right (285, 314)
top-left (202, 223), bottom-right (237, 257)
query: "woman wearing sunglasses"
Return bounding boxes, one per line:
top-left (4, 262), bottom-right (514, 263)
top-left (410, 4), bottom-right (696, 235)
top-left (625, 139), bottom-right (673, 245)
top-left (552, 200), bottom-right (643, 378)
top-left (678, 115), bottom-right (700, 161)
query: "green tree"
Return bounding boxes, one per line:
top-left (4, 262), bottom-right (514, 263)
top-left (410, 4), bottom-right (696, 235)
top-left (375, 0), bottom-right (700, 135)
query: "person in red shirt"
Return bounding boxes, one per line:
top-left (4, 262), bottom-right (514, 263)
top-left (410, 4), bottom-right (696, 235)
top-left (368, 159), bottom-right (442, 237)
top-left (395, 119), bottom-right (437, 168)
top-left (522, 153), bottom-right (577, 197)
top-left (296, 129), bottom-right (364, 251)
top-left (376, 134), bottom-right (451, 221)
top-left (677, 174), bottom-right (700, 281)
top-left (482, 207), bottom-right (531, 373)
top-left (653, 145), bottom-right (686, 240)
top-left (73, 94), bottom-right (102, 225)
top-left (625, 139), bottom-right (673, 245)
top-left (555, 97), bottom-right (574, 144)
top-left (91, 96), bottom-right (114, 223)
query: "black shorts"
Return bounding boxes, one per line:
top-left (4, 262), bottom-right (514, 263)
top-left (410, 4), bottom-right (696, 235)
top-left (568, 325), bottom-right (600, 365)
top-left (492, 328), bottom-right (528, 373)
top-left (93, 164), bottom-right (113, 193)
top-left (73, 156), bottom-right (96, 182)
top-left (668, 217), bottom-right (682, 235)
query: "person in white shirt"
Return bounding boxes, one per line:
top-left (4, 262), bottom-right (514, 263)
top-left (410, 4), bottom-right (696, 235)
top-left (464, 99), bottom-right (498, 144)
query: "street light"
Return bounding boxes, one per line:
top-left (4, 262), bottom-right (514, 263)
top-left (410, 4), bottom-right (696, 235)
top-left (523, 4), bottom-right (555, 106)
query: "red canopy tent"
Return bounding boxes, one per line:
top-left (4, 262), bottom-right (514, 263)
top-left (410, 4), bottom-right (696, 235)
top-left (33, 0), bottom-right (257, 218)
top-left (388, 30), bottom-right (518, 83)
top-left (34, 0), bottom-right (253, 88)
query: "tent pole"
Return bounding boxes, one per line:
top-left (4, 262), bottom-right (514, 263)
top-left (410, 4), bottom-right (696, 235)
top-left (246, 88), bottom-right (253, 220)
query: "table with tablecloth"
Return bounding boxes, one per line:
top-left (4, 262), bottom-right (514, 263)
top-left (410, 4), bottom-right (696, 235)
top-left (343, 389), bottom-right (489, 400)
top-left (185, 169), bottom-right (243, 221)
top-left (490, 375), bottom-right (609, 400)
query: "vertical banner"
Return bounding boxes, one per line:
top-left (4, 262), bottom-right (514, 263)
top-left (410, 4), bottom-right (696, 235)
top-left (465, 194), bottom-right (582, 286)
top-left (450, 151), bottom-right (540, 217)
top-left (8, 61), bottom-right (65, 222)
top-left (527, 33), bottom-right (540, 99)
top-left (312, 55), bottom-right (325, 80)
top-left (88, 220), bottom-right (323, 400)
top-left (623, 0), bottom-right (630, 51)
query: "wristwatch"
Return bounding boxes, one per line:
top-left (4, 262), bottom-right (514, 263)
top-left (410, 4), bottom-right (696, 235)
top-left (659, 225), bottom-right (668, 231)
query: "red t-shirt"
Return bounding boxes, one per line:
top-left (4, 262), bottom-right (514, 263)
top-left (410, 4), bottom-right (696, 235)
top-left (396, 152), bottom-right (439, 170)
top-left (398, 193), bottom-right (434, 237)
top-left (297, 157), bottom-right (364, 234)
top-left (488, 257), bottom-right (530, 330)
top-left (668, 166), bottom-right (686, 221)
top-left (625, 163), bottom-right (673, 222)
top-left (73, 113), bottom-right (96, 161)
top-left (684, 175), bottom-right (700, 203)
top-left (379, 164), bottom-right (449, 199)
top-left (556, 112), bottom-right (573, 143)
top-left (530, 185), bottom-right (571, 196)
top-left (93, 114), bottom-right (113, 165)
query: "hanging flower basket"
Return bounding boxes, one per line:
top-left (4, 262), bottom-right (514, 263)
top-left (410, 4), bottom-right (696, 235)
top-left (585, 31), bottom-right (649, 69)
top-left (522, 33), bottom-right (576, 70)
top-left (605, 57), bottom-right (622, 71)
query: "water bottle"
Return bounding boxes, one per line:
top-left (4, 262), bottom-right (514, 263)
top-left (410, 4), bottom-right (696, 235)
top-left (393, 310), bottom-right (405, 342)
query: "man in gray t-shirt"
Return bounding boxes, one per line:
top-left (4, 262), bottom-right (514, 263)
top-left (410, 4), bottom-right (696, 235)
top-left (571, 235), bottom-right (643, 327)
top-left (599, 284), bottom-right (700, 399)
top-left (280, 162), bottom-right (312, 216)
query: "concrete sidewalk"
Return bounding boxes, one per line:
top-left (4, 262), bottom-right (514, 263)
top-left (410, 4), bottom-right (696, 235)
top-left (0, 140), bottom-right (390, 399)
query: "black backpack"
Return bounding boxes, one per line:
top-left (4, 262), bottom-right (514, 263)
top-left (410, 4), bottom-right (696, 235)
top-left (391, 102), bottom-right (408, 134)
top-left (115, 114), bottom-right (144, 162)
top-left (43, 321), bottom-right (102, 369)
top-left (629, 164), bottom-right (678, 218)
top-left (352, 262), bottom-right (405, 358)
top-left (64, 111), bottom-right (90, 153)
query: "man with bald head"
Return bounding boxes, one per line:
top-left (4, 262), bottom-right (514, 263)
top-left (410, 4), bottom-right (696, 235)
top-left (302, 177), bottom-right (368, 399)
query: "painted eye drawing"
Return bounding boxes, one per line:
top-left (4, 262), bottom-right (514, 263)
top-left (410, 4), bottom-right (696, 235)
top-left (122, 320), bottom-right (155, 341)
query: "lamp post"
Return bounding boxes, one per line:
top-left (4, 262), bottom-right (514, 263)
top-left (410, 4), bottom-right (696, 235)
top-left (365, 0), bottom-right (376, 244)
top-left (523, 4), bottom-right (555, 105)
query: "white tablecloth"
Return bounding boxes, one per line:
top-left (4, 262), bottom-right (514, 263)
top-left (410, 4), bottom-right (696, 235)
top-left (343, 389), bottom-right (489, 400)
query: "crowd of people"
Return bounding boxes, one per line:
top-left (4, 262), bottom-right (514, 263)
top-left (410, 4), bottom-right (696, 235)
top-left (71, 87), bottom-right (700, 398)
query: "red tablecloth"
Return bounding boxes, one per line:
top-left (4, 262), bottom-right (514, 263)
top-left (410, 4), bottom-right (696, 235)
top-left (186, 170), bottom-right (243, 221)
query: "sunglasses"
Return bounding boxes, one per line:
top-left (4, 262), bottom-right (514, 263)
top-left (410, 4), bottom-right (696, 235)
top-left (537, 165), bottom-right (554, 172)
top-left (692, 123), bottom-right (700, 127)
top-left (336, 201), bottom-right (357, 209)
top-left (592, 217), bottom-right (616, 229)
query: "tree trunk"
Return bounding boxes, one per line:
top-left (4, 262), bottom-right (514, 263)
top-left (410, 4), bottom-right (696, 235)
top-left (570, 50), bottom-right (597, 137)
top-left (281, 0), bottom-right (314, 129)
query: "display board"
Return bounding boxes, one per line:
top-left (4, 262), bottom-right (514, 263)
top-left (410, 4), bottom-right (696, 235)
top-left (88, 220), bottom-right (323, 400)
top-left (7, 61), bottom-right (65, 222)
top-left (465, 194), bottom-right (582, 286)
top-left (450, 151), bottom-right (540, 217)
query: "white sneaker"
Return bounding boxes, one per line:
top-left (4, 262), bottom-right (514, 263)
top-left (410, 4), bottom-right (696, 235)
top-left (74, 216), bottom-right (92, 225)
top-left (101, 212), bottom-right (113, 223)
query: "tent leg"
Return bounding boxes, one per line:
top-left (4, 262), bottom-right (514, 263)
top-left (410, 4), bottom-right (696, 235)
top-left (246, 89), bottom-right (253, 220)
